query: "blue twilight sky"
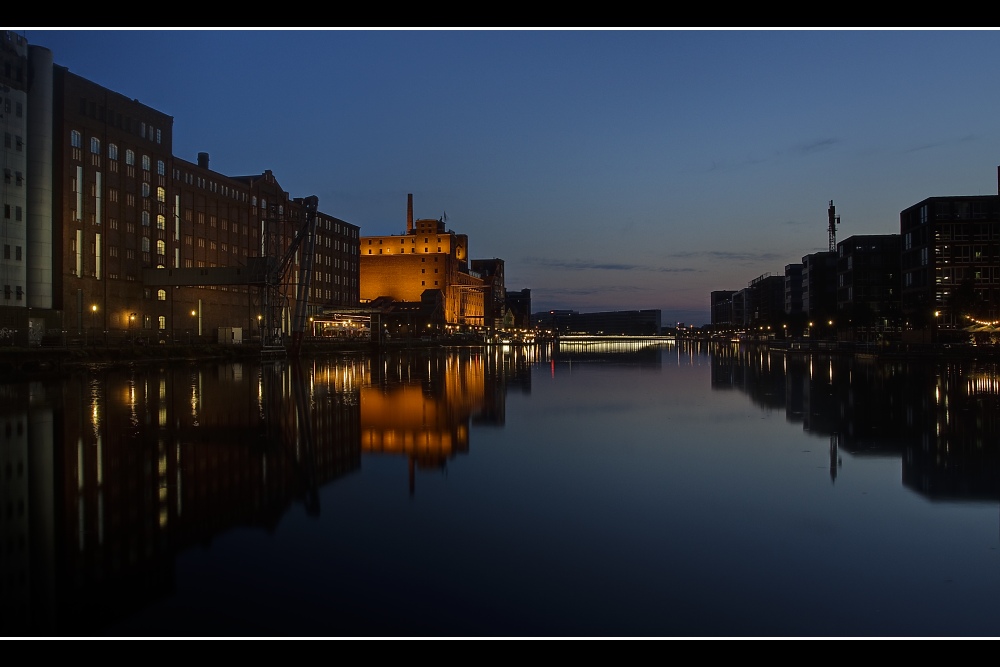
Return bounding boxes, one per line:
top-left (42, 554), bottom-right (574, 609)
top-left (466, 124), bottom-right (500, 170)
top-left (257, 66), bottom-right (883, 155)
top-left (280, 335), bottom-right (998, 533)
top-left (15, 28), bottom-right (1000, 325)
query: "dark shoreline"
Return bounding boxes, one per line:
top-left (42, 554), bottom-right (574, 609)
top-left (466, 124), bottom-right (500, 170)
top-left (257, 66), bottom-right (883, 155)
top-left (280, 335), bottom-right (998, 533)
top-left (3, 338), bottom-right (1000, 380)
top-left (0, 339), bottom-right (472, 378)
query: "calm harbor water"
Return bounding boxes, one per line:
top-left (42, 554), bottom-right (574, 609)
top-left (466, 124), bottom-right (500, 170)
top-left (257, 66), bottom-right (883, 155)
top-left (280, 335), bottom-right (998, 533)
top-left (2, 340), bottom-right (999, 637)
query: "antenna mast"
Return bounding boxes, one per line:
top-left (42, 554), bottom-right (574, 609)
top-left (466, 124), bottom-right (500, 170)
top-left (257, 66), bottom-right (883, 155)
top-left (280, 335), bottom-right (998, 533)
top-left (828, 200), bottom-right (840, 252)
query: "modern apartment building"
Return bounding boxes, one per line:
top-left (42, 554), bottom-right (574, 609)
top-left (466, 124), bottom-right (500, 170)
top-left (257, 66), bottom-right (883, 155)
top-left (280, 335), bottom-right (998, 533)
top-left (900, 192), bottom-right (1000, 341)
top-left (836, 234), bottom-right (901, 339)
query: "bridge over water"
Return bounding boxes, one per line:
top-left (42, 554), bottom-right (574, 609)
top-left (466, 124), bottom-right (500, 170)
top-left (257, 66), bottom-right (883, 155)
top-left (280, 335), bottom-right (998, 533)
top-left (556, 334), bottom-right (676, 354)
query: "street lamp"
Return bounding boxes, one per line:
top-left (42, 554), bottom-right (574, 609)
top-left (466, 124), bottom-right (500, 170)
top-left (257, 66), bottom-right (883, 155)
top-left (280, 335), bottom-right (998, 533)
top-left (190, 310), bottom-right (197, 344)
top-left (129, 312), bottom-right (136, 346)
top-left (90, 304), bottom-right (97, 346)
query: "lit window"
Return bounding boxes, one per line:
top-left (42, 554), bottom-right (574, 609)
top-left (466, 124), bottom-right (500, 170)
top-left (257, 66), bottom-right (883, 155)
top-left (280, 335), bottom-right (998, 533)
top-left (125, 149), bottom-right (135, 166)
top-left (156, 186), bottom-right (165, 202)
top-left (157, 214), bottom-right (165, 230)
top-left (157, 289), bottom-right (166, 301)
top-left (156, 240), bottom-right (166, 255)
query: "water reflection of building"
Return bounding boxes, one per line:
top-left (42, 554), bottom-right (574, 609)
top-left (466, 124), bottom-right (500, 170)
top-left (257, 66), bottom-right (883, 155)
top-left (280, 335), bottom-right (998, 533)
top-left (0, 382), bottom-right (37, 635)
top-left (1, 347), bottom-right (536, 634)
top-left (707, 342), bottom-right (1000, 501)
top-left (3, 360), bottom-right (362, 635)
top-left (360, 347), bottom-right (535, 494)
top-left (900, 363), bottom-right (1000, 501)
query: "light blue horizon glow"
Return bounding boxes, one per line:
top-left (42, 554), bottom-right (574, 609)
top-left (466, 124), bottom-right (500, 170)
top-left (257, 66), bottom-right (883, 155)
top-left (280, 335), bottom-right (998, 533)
top-left (19, 28), bottom-right (1000, 325)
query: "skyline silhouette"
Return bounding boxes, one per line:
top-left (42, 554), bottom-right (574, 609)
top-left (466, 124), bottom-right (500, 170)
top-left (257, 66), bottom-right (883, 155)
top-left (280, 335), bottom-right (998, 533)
top-left (20, 28), bottom-right (1000, 325)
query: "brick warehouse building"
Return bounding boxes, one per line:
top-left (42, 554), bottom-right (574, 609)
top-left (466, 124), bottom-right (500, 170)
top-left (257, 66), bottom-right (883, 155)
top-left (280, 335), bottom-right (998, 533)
top-left (359, 194), bottom-right (491, 333)
top-left (3, 36), bottom-right (359, 347)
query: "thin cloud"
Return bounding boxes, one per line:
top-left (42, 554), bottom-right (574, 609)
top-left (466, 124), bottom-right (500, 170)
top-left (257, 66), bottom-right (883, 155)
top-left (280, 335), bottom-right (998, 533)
top-left (520, 257), bottom-right (698, 273)
top-left (535, 285), bottom-right (655, 297)
top-left (901, 134), bottom-right (976, 155)
top-left (667, 249), bottom-right (784, 262)
top-left (708, 137), bottom-right (839, 173)
top-left (793, 138), bottom-right (838, 155)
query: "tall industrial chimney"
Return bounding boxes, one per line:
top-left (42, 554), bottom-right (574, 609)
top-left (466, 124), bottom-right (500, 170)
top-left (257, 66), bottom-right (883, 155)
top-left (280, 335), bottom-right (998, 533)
top-left (198, 152), bottom-right (209, 169)
top-left (407, 193), bottom-right (413, 233)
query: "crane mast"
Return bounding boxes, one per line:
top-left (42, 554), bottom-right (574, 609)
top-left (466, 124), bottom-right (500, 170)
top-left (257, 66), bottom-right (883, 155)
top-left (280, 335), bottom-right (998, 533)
top-left (256, 195), bottom-right (319, 357)
top-left (289, 195), bottom-right (319, 356)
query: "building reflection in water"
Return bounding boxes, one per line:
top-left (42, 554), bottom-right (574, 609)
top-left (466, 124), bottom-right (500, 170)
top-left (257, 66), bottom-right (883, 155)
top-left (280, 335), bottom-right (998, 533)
top-left (362, 346), bottom-right (536, 494)
top-left (0, 348), bottom-right (533, 635)
top-left (704, 341), bottom-right (1000, 500)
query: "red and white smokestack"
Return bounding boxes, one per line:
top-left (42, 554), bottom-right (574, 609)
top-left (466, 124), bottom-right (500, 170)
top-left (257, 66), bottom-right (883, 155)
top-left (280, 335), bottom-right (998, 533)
top-left (407, 193), bottom-right (413, 234)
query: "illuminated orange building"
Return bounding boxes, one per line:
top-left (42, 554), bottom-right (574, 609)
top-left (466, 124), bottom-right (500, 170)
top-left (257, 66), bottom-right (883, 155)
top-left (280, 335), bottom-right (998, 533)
top-left (359, 194), bottom-right (491, 330)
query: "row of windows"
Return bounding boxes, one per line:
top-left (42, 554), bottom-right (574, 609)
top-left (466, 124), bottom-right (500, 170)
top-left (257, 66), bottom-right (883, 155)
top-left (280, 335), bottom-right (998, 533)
top-left (76, 100), bottom-right (162, 144)
top-left (2, 285), bottom-right (22, 300)
top-left (2, 168), bottom-right (22, 185)
top-left (369, 247), bottom-right (442, 254)
top-left (69, 139), bottom-right (359, 248)
top-left (3, 132), bottom-right (22, 151)
top-left (70, 131), bottom-right (165, 174)
top-left (368, 237), bottom-right (443, 244)
top-left (2, 204), bottom-right (22, 221)
top-left (2, 244), bottom-right (22, 260)
top-left (2, 96), bottom-right (24, 117)
top-left (175, 169), bottom-right (249, 201)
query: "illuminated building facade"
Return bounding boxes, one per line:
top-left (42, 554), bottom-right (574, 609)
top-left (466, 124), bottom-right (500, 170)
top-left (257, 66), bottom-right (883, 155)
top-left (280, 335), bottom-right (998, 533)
top-left (16, 38), bottom-right (359, 346)
top-left (359, 194), bottom-right (487, 330)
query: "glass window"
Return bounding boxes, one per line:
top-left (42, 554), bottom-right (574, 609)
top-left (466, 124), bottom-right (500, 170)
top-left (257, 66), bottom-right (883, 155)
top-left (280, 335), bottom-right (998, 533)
top-left (71, 130), bottom-right (82, 148)
top-left (142, 155), bottom-right (150, 171)
top-left (156, 240), bottom-right (166, 255)
top-left (125, 149), bottom-right (135, 166)
top-left (157, 160), bottom-right (165, 175)
top-left (141, 183), bottom-right (150, 198)
top-left (142, 237), bottom-right (150, 252)
top-left (141, 211), bottom-right (150, 226)
top-left (90, 137), bottom-right (100, 154)
top-left (157, 214), bottom-right (165, 230)
top-left (156, 186), bottom-right (165, 202)
top-left (108, 143), bottom-right (118, 160)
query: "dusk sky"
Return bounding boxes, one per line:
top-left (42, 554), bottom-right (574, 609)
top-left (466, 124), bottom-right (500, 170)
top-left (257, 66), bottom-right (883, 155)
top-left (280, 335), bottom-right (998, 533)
top-left (18, 28), bottom-right (1000, 325)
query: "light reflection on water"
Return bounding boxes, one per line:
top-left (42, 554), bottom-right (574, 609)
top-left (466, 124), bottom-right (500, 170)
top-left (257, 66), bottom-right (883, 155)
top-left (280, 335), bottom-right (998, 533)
top-left (1, 341), bottom-right (999, 637)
